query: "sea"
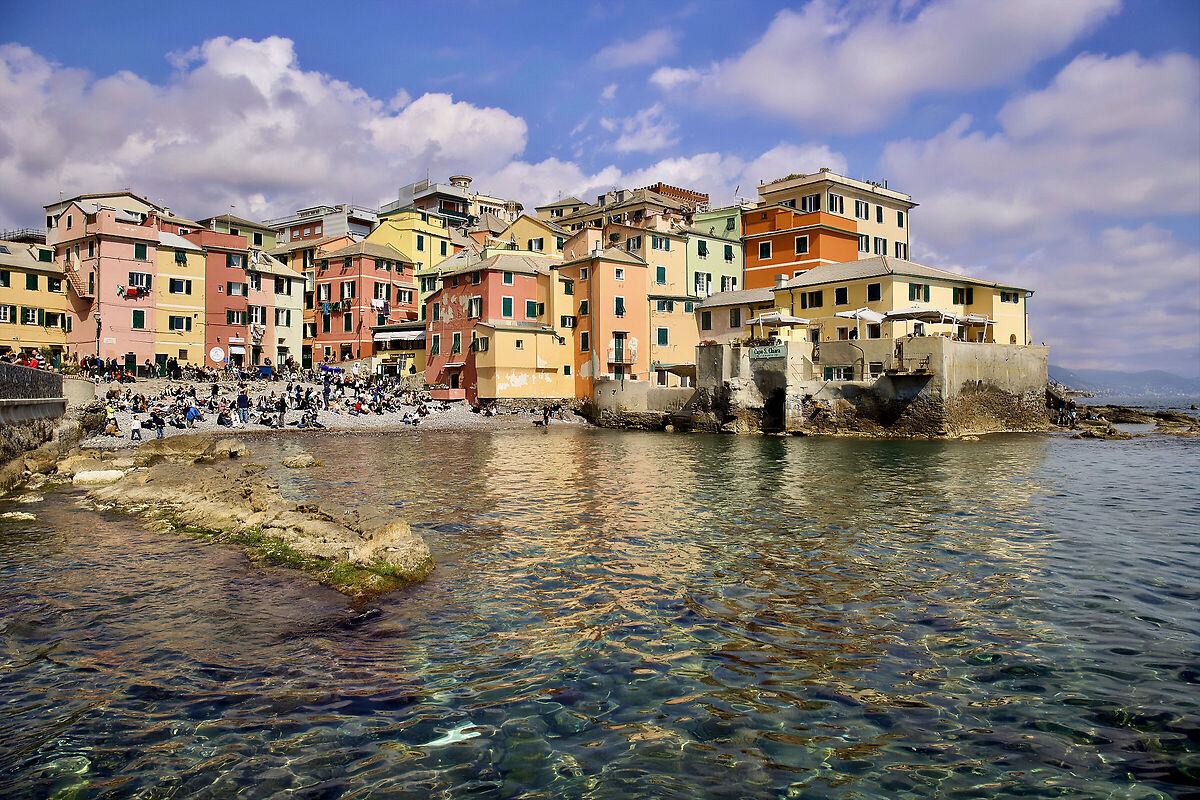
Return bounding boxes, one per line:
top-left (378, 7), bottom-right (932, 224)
top-left (1, 419), bottom-right (1197, 799)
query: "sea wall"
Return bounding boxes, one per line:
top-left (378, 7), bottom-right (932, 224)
top-left (584, 379), bottom-right (694, 429)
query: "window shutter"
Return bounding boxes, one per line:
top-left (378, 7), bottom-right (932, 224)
top-left (185, 317), bottom-right (192, 332)
top-left (923, 285), bottom-right (930, 302)
top-left (824, 367), bottom-right (833, 381)
top-left (66, 316), bottom-right (72, 332)
top-left (815, 291), bottom-right (823, 307)
top-left (226, 253), bottom-right (234, 268)
top-left (966, 287), bottom-right (974, 305)
top-left (129, 272), bottom-right (135, 285)
top-left (145, 275), bottom-right (151, 290)
top-left (37, 308), bottom-right (44, 326)
top-left (800, 294), bottom-right (808, 310)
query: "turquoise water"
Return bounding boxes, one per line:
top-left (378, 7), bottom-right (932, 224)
top-left (1, 429), bottom-right (1197, 798)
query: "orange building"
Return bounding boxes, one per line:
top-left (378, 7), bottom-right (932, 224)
top-left (741, 205), bottom-right (859, 290)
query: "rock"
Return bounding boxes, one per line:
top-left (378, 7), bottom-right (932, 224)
top-left (282, 453), bottom-right (323, 469)
top-left (55, 454), bottom-right (108, 477)
top-left (23, 447), bottom-right (59, 475)
top-left (202, 438), bottom-right (251, 461)
top-left (353, 519), bottom-right (434, 579)
top-left (133, 434), bottom-right (250, 466)
top-left (73, 469), bottom-right (126, 485)
top-left (15, 493), bottom-right (44, 504)
top-left (1, 511), bottom-right (36, 521)
top-left (1071, 426), bottom-right (1132, 441)
top-left (25, 474), bottom-right (48, 490)
top-left (663, 424), bottom-right (675, 433)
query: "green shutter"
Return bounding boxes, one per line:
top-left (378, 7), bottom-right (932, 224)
top-left (824, 367), bottom-right (833, 381)
top-left (66, 316), bottom-right (71, 332)
top-left (38, 248), bottom-right (51, 263)
top-left (37, 308), bottom-right (44, 326)
top-left (966, 287), bottom-right (974, 305)
top-left (814, 291), bottom-right (823, 307)
top-left (923, 284), bottom-right (930, 302)
top-left (502, 297), bottom-right (513, 317)
top-left (133, 310), bottom-right (144, 329)
top-left (185, 317), bottom-right (192, 332)
top-left (656, 266), bottom-right (666, 283)
top-left (134, 243), bottom-right (147, 260)
top-left (657, 328), bottom-right (668, 346)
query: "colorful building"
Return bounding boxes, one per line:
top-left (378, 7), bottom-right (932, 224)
top-left (493, 215), bottom-right (569, 256)
top-left (0, 239), bottom-right (68, 359)
top-left (370, 209), bottom-right (457, 311)
top-left (246, 250), bottom-right (303, 367)
top-left (44, 191), bottom-right (163, 235)
top-left (556, 187), bottom-right (695, 232)
top-left (183, 228), bottom-right (252, 368)
top-left (694, 288), bottom-right (776, 344)
top-left (153, 232), bottom-right (206, 367)
top-left (756, 169), bottom-right (916, 262)
top-left (766, 256), bottom-right (1032, 347)
top-left (312, 241), bottom-right (416, 364)
top-left (687, 205), bottom-right (747, 298)
top-left (533, 196), bottom-right (584, 224)
top-left (266, 203), bottom-right (378, 246)
top-left (423, 253), bottom-right (573, 404)
top-left (198, 213), bottom-right (279, 251)
top-left (53, 201), bottom-right (162, 366)
top-left (741, 204), bottom-right (860, 290)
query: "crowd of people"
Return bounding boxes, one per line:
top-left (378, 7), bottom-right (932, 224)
top-left (97, 373), bottom-right (451, 439)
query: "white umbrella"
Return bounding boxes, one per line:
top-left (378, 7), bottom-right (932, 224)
top-left (835, 307), bottom-right (886, 339)
top-left (885, 306), bottom-right (960, 337)
top-left (746, 310), bottom-right (809, 340)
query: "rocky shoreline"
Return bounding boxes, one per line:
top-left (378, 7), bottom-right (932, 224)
top-left (7, 431), bottom-right (433, 601)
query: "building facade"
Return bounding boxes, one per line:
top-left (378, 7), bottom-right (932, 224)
top-left (312, 242), bottom-right (416, 363)
top-left (153, 232), bottom-right (206, 367)
top-left (741, 205), bottom-right (860, 290)
top-left (0, 240), bottom-right (68, 358)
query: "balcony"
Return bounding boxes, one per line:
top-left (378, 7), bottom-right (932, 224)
top-left (607, 342), bottom-right (637, 364)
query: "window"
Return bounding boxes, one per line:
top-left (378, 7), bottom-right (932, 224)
top-left (555, 237), bottom-right (565, 251)
top-left (867, 283), bottom-right (882, 302)
top-left (758, 241), bottom-right (771, 260)
top-left (579, 267), bottom-right (589, 281)
top-left (655, 300), bottom-right (674, 312)
top-left (470, 335), bottom-right (489, 352)
top-left (87, 241), bottom-right (94, 258)
top-left (800, 194), bottom-right (820, 213)
top-left (909, 283), bottom-right (931, 302)
top-left (431, 302), bottom-right (440, 321)
top-left (563, 364), bottom-right (571, 376)
top-left (1000, 291), bottom-right (1020, 304)
top-left (526, 300), bottom-right (538, 318)
top-left (794, 235), bottom-right (809, 255)
top-left (873, 237), bottom-right (887, 256)
top-left (132, 309), bottom-right (145, 329)
top-left (276, 277), bottom-right (290, 295)
top-left (650, 235), bottom-right (670, 251)
top-left (894, 242), bottom-right (908, 259)
top-left (169, 278), bottom-right (192, 294)
top-left (799, 290), bottom-right (823, 309)
top-left (563, 281), bottom-right (574, 296)
top-left (824, 366), bottom-right (852, 381)
top-left (581, 331), bottom-right (589, 351)
top-left (835, 287), bottom-right (848, 305)
top-left (440, 241), bottom-right (448, 257)
top-left (695, 272), bottom-right (712, 297)
top-left (129, 272), bottom-right (152, 289)
top-left (342, 256), bottom-right (353, 270)
top-left (502, 297), bottom-right (513, 318)
top-left (399, 289), bottom-right (413, 304)
top-left (248, 272), bottom-right (261, 291)
top-left (697, 240), bottom-right (708, 258)
top-left (373, 282), bottom-right (388, 300)
top-left (48, 277), bottom-right (62, 293)
top-left (321, 313), bottom-right (330, 333)
top-left (502, 271), bottom-right (514, 285)
top-left (275, 308), bottom-right (292, 326)
top-left (729, 308), bottom-right (741, 328)
top-left (724, 244), bottom-right (734, 262)
top-left (168, 315), bottom-right (193, 332)
top-left (858, 235), bottom-right (870, 254)
top-left (317, 283), bottom-right (331, 302)
top-left (626, 235), bottom-right (643, 251)
top-left (514, 339), bottom-right (524, 350)
top-left (721, 276), bottom-right (736, 292)
top-left (0, 270), bottom-right (7, 288)
top-left (656, 266), bottom-right (666, 284)
top-left (416, 234), bottom-right (425, 252)
top-left (560, 315), bottom-right (577, 328)
top-left (656, 327), bottom-right (668, 346)
top-left (468, 297), bottom-right (482, 318)
top-left (837, 326), bottom-right (850, 341)
top-left (343, 313), bottom-right (352, 332)
top-left (614, 296), bottom-right (625, 317)
top-left (828, 193), bottom-right (844, 214)
top-left (700, 310), bottom-right (712, 331)
top-left (25, 273), bottom-right (38, 291)
top-left (897, 211), bottom-right (905, 228)
top-left (249, 305), bottom-right (267, 325)
top-left (21, 306), bottom-right (39, 325)
top-left (226, 253), bottom-right (243, 269)
top-left (953, 287), bottom-right (975, 305)
top-left (615, 268), bottom-right (625, 281)
top-left (341, 280), bottom-right (355, 300)
top-left (876, 205), bottom-right (884, 224)
top-left (134, 242), bottom-right (147, 260)
top-left (867, 325), bottom-right (882, 340)
top-left (430, 334), bottom-right (440, 355)
top-left (855, 200), bottom-right (870, 220)
top-left (579, 300), bottom-right (589, 316)
top-left (527, 238), bottom-right (544, 251)
top-left (684, 301), bottom-right (694, 313)
top-left (451, 332), bottom-right (462, 354)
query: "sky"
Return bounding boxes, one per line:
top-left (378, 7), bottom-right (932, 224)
top-left (2, 0), bottom-right (1197, 375)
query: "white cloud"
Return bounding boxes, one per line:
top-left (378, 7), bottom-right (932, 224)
top-left (600, 83), bottom-right (617, 101)
top-left (611, 104), bottom-right (678, 153)
top-left (0, 37), bottom-right (527, 223)
top-left (592, 28), bottom-right (678, 69)
top-left (653, 0), bottom-right (1119, 132)
top-left (878, 51), bottom-right (1200, 374)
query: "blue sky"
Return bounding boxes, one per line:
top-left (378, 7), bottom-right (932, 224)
top-left (2, 0), bottom-right (1198, 373)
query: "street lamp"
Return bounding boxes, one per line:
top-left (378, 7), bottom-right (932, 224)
top-left (93, 310), bottom-right (101, 359)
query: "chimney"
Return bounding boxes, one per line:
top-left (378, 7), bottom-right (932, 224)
top-left (775, 274), bottom-right (788, 289)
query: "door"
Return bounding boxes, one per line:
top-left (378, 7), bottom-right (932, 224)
top-left (613, 332), bottom-right (626, 364)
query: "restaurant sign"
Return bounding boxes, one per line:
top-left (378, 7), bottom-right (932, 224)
top-left (749, 345), bottom-right (785, 360)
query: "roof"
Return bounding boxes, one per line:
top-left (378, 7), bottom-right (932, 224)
top-left (266, 234), bottom-right (353, 257)
top-left (778, 256), bottom-right (1030, 292)
top-left (535, 196), bottom-right (584, 211)
top-left (153, 212), bottom-right (204, 228)
top-left (557, 188), bottom-right (691, 226)
top-left (421, 244), bottom-right (481, 275)
top-left (558, 246), bottom-right (647, 269)
top-left (441, 252), bottom-right (559, 279)
top-left (696, 287), bottom-right (776, 309)
top-left (0, 240), bottom-right (61, 274)
top-left (71, 201), bottom-right (144, 224)
top-left (158, 231), bottom-right (203, 251)
top-left (475, 320), bottom-right (559, 334)
top-left (320, 241), bottom-right (413, 263)
top-left (45, 191), bottom-right (165, 212)
top-left (248, 250), bottom-right (302, 279)
top-left (473, 212), bottom-right (509, 235)
top-left (681, 224), bottom-right (742, 243)
top-left (198, 213), bottom-right (277, 233)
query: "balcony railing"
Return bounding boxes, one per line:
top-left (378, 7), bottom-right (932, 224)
top-left (607, 344), bottom-right (637, 364)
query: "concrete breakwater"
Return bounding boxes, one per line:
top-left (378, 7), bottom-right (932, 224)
top-left (18, 433), bottom-right (433, 601)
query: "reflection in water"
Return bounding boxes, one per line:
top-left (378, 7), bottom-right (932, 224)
top-left (1, 428), bottom-right (1197, 799)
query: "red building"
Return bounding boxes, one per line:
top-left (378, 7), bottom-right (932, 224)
top-left (312, 241), bottom-right (416, 363)
top-left (183, 228), bottom-right (252, 367)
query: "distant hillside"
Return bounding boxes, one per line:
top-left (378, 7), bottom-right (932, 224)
top-left (1050, 365), bottom-right (1200, 398)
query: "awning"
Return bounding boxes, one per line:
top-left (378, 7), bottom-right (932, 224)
top-left (228, 346), bottom-right (246, 355)
top-left (885, 306), bottom-right (961, 324)
top-left (373, 330), bottom-right (425, 343)
top-left (747, 311), bottom-right (809, 325)
top-left (654, 363), bottom-right (697, 377)
top-left (963, 313), bottom-right (993, 325)
top-left (442, 362), bottom-right (466, 369)
top-left (835, 307), bottom-right (886, 323)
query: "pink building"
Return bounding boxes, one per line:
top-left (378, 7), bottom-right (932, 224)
top-left (183, 229), bottom-right (252, 368)
top-left (52, 201), bottom-right (161, 365)
top-left (313, 242), bottom-right (416, 364)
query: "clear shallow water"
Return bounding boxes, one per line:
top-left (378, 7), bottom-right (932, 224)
top-left (1, 429), bottom-right (1198, 799)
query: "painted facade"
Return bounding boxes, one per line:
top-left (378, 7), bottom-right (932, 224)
top-left (313, 242), bottom-right (416, 364)
top-left (183, 228), bottom-right (251, 368)
top-left (198, 213), bottom-right (278, 251)
top-left (0, 240), bottom-right (68, 357)
top-left (369, 209), bottom-right (456, 311)
top-left (741, 205), bottom-right (860, 290)
top-left (493, 215), bottom-right (569, 256)
top-left (687, 205), bottom-right (747, 299)
top-left (695, 288), bottom-right (777, 345)
top-left (153, 232), bottom-right (206, 366)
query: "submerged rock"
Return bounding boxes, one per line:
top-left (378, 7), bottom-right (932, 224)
top-left (282, 453), bottom-right (323, 468)
top-left (73, 469), bottom-right (127, 485)
top-left (1, 511), bottom-right (36, 521)
top-left (86, 443), bottom-right (432, 600)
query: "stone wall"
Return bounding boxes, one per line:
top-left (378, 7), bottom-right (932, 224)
top-left (0, 361), bottom-right (62, 400)
top-left (584, 379), bottom-right (695, 430)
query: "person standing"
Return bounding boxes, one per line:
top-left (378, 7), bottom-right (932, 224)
top-left (237, 387), bottom-right (250, 424)
top-left (130, 415), bottom-right (142, 441)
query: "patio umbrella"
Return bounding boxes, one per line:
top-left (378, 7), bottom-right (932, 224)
top-left (835, 307), bottom-right (886, 339)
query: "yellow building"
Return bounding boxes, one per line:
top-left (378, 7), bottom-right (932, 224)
top-left (368, 209), bottom-right (456, 310)
top-left (493, 214), bottom-right (570, 256)
top-left (153, 232), bottom-right (206, 367)
top-left (0, 239), bottom-right (69, 359)
top-left (764, 256), bottom-right (1031, 346)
